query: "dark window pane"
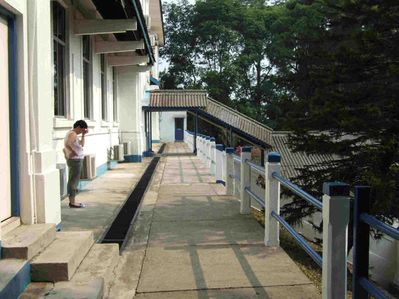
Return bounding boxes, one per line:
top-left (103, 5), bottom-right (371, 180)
top-left (83, 36), bottom-right (90, 60)
top-left (101, 55), bottom-right (107, 120)
top-left (83, 61), bottom-right (91, 119)
top-left (53, 2), bottom-right (66, 117)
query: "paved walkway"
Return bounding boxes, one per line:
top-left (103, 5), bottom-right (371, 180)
top-left (108, 143), bottom-right (320, 298)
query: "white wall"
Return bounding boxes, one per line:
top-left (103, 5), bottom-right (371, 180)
top-left (159, 111), bottom-right (187, 142)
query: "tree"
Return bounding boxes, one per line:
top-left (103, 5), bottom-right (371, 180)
top-left (275, 0), bottom-right (399, 220)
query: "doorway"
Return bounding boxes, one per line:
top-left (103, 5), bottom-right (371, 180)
top-left (0, 15), bottom-right (12, 222)
top-left (175, 118), bottom-right (184, 141)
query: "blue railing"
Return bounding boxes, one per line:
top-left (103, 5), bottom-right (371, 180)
top-left (244, 159), bottom-right (324, 268)
top-left (352, 186), bottom-right (399, 299)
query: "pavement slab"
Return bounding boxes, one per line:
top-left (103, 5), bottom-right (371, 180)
top-left (106, 142), bottom-right (320, 299)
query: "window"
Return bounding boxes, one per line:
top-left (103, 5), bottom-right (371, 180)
top-left (52, 1), bottom-right (67, 116)
top-left (101, 54), bottom-right (107, 121)
top-left (113, 69), bottom-right (118, 122)
top-left (83, 35), bottom-right (92, 119)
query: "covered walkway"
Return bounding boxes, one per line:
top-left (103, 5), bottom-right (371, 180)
top-left (110, 142), bottom-right (319, 298)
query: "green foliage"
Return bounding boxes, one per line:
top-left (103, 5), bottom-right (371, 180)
top-left (160, 0), bottom-right (399, 219)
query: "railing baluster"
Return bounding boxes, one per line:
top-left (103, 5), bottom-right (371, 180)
top-left (225, 147), bottom-right (234, 196)
top-left (265, 152), bottom-right (281, 246)
top-left (322, 182), bottom-right (350, 299)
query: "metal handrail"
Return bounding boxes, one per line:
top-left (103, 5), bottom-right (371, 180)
top-left (245, 187), bottom-right (265, 208)
top-left (272, 172), bottom-right (322, 210)
top-left (246, 160), bottom-right (264, 175)
top-left (360, 213), bottom-right (399, 240)
top-left (359, 277), bottom-right (387, 299)
top-left (233, 155), bottom-right (241, 163)
top-left (271, 211), bottom-right (322, 267)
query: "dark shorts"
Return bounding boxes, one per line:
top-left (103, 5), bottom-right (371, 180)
top-left (67, 159), bottom-right (83, 198)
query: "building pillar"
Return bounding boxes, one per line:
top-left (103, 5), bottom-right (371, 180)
top-left (28, 0), bottom-right (61, 225)
top-left (118, 66), bottom-right (143, 162)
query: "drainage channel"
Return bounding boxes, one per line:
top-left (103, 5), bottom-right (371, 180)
top-left (101, 144), bottom-right (165, 249)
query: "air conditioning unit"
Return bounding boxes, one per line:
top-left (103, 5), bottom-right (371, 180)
top-left (123, 142), bottom-right (132, 155)
top-left (56, 163), bottom-right (67, 200)
top-left (81, 154), bottom-right (96, 180)
top-left (113, 144), bottom-right (125, 162)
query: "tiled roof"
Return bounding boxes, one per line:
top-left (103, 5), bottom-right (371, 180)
top-left (206, 98), bottom-right (273, 145)
top-left (269, 133), bottom-right (333, 179)
top-left (149, 90), bottom-right (208, 108)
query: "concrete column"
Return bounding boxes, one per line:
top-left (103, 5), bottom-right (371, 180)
top-left (225, 147), bottom-right (234, 195)
top-left (28, 0), bottom-right (61, 224)
top-left (265, 152), bottom-right (281, 246)
top-left (240, 146), bottom-right (252, 214)
top-left (210, 138), bottom-right (216, 175)
top-left (208, 137), bottom-right (215, 169)
top-left (215, 144), bottom-right (224, 183)
top-left (322, 182), bottom-right (350, 299)
top-left (118, 66), bottom-right (143, 162)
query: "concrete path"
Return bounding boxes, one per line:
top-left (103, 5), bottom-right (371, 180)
top-left (108, 143), bottom-right (320, 299)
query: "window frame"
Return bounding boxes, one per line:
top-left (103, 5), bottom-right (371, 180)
top-left (52, 0), bottom-right (69, 118)
top-left (101, 54), bottom-right (108, 121)
top-left (112, 68), bottom-right (118, 123)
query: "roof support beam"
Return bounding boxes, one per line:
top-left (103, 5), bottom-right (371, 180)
top-left (74, 19), bottom-right (137, 35)
top-left (108, 55), bottom-right (149, 67)
top-left (95, 41), bottom-right (144, 54)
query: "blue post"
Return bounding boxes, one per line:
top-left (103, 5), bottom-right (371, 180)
top-left (352, 186), bottom-right (371, 299)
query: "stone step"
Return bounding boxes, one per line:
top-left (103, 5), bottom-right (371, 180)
top-left (2, 224), bottom-right (56, 260)
top-left (72, 243), bottom-right (120, 295)
top-left (0, 259), bottom-right (30, 299)
top-left (31, 231), bottom-right (94, 282)
top-left (19, 278), bottom-right (104, 299)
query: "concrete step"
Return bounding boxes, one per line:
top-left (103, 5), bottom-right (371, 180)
top-left (72, 243), bottom-right (119, 295)
top-left (1, 216), bottom-right (21, 235)
top-left (0, 259), bottom-right (30, 299)
top-left (31, 231), bottom-right (94, 282)
top-left (19, 278), bottom-right (104, 299)
top-left (2, 224), bottom-right (56, 260)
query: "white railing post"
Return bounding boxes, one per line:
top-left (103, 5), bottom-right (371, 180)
top-left (208, 137), bottom-right (214, 169)
top-left (205, 136), bottom-right (210, 166)
top-left (240, 146), bottom-right (252, 214)
top-left (265, 152), bottom-right (281, 247)
top-left (234, 157), bottom-right (240, 197)
top-left (210, 137), bottom-right (216, 175)
top-left (200, 136), bottom-right (205, 161)
top-left (322, 182), bottom-right (350, 299)
top-left (215, 144), bottom-right (224, 183)
top-left (225, 147), bottom-right (234, 195)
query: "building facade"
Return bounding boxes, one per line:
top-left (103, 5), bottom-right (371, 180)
top-left (0, 0), bottom-right (163, 249)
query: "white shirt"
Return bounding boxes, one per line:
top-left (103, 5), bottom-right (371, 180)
top-left (64, 130), bottom-right (84, 160)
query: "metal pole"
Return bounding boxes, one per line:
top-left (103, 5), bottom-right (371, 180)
top-left (194, 110), bottom-right (198, 154)
top-left (352, 186), bottom-right (371, 299)
top-left (149, 112), bottom-right (153, 152)
top-left (240, 146), bottom-right (252, 214)
top-left (144, 111), bottom-right (148, 151)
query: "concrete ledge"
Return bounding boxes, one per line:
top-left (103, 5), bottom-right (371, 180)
top-left (31, 231), bottom-right (94, 282)
top-left (2, 224), bottom-right (56, 260)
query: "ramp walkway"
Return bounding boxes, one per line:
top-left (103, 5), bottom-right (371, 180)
top-left (108, 143), bottom-right (320, 298)
top-left (145, 90), bottom-right (273, 148)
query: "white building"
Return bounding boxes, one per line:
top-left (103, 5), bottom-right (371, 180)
top-left (0, 0), bottom-right (163, 255)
